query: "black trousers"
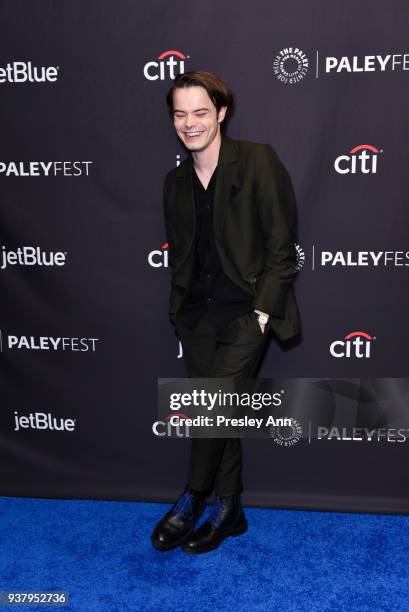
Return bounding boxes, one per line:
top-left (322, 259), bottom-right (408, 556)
top-left (174, 308), bottom-right (272, 497)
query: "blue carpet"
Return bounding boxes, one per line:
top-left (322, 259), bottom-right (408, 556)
top-left (0, 496), bottom-right (408, 611)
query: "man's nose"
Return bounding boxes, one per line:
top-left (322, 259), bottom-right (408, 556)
top-left (184, 115), bottom-right (196, 128)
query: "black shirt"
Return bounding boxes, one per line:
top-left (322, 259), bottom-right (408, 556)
top-left (176, 163), bottom-right (254, 334)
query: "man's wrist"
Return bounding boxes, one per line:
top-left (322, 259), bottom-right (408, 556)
top-left (253, 309), bottom-right (270, 324)
top-left (254, 308), bottom-right (269, 316)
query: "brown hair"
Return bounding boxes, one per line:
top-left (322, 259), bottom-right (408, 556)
top-left (166, 70), bottom-right (235, 132)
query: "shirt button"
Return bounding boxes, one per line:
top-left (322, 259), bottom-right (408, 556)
top-left (206, 273), bottom-right (211, 278)
top-left (206, 204), bottom-right (210, 209)
top-left (207, 297), bottom-right (212, 303)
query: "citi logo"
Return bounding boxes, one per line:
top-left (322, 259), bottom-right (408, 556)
top-left (152, 419), bottom-right (189, 437)
top-left (148, 242), bottom-right (169, 267)
top-left (334, 144), bottom-right (382, 174)
top-left (330, 331), bottom-right (376, 359)
top-left (143, 50), bottom-right (188, 81)
top-left (0, 61), bottom-right (59, 84)
top-left (14, 411), bottom-right (76, 432)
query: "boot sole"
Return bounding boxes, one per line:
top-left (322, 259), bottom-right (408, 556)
top-left (181, 519), bottom-right (248, 554)
top-left (151, 500), bottom-right (207, 552)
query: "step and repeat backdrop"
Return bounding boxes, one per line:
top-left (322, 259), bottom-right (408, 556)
top-left (1, 1), bottom-right (409, 512)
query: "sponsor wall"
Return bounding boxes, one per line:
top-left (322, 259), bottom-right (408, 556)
top-left (1, 1), bottom-right (409, 512)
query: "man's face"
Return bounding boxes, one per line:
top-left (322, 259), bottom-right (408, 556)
top-left (172, 85), bottom-right (227, 152)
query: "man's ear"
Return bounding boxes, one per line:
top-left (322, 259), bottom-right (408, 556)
top-left (217, 106), bottom-right (227, 124)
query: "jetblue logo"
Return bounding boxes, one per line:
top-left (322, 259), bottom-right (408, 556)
top-left (0, 61), bottom-right (60, 84)
top-left (14, 411), bottom-right (76, 432)
top-left (1, 246), bottom-right (67, 270)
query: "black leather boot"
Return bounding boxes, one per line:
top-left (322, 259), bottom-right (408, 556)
top-left (151, 485), bottom-right (207, 551)
top-left (180, 492), bottom-right (247, 553)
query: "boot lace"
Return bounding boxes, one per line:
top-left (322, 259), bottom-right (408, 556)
top-left (172, 492), bottom-right (194, 520)
top-left (208, 497), bottom-right (225, 528)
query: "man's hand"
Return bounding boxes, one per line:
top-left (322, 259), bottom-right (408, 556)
top-left (254, 309), bottom-right (270, 334)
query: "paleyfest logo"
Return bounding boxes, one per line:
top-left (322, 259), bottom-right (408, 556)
top-left (330, 331), bottom-right (376, 359)
top-left (324, 53), bottom-right (409, 74)
top-left (274, 49), bottom-right (409, 83)
top-left (0, 160), bottom-right (93, 177)
top-left (143, 50), bottom-right (189, 81)
top-left (334, 144), bottom-right (382, 174)
top-left (317, 249), bottom-right (409, 268)
top-left (0, 329), bottom-right (99, 352)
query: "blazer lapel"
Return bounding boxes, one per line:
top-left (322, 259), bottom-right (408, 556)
top-left (173, 158), bottom-right (196, 263)
top-left (213, 134), bottom-right (242, 244)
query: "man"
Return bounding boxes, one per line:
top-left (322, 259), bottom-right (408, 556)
top-left (151, 70), bottom-right (300, 554)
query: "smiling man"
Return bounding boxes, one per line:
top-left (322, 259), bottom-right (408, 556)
top-left (151, 70), bottom-right (300, 554)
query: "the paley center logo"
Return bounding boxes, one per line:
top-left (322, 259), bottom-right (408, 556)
top-left (273, 47), bottom-right (309, 84)
top-left (330, 331), bottom-right (375, 359)
top-left (0, 329), bottom-right (99, 352)
top-left (143, 50), bottom-right (189, 81)
top-left (334, 144), bottom-right (382, 174)
top-left (0, 160), bottom-right (93, 177)
top-left (1, 246), bottom-right (67, 270)
top-left (292, 244), bottom-right (305, 272)
top-left (270, 417), bottom-right (302, 446)
top-left (0, 61), bottom-right (60, 84)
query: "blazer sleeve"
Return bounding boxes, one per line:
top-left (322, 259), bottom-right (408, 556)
top-left (253, 144), bottom-right (298, 317)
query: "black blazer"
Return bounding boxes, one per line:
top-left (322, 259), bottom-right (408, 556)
top-left (163, 133), bottom-right (300, 342)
